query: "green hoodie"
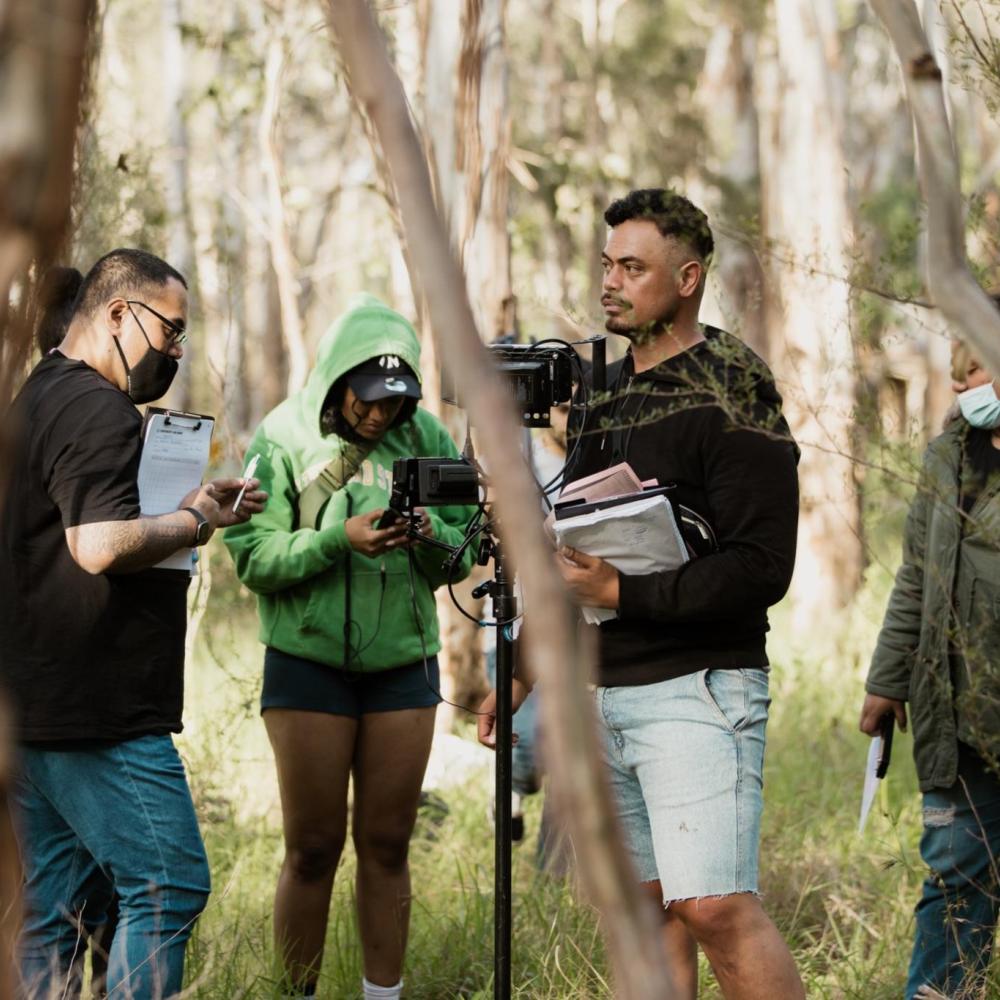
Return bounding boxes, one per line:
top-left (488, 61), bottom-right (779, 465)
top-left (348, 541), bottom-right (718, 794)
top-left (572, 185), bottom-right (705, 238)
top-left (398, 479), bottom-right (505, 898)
top-left (224, 295), bottom-right (476, 671)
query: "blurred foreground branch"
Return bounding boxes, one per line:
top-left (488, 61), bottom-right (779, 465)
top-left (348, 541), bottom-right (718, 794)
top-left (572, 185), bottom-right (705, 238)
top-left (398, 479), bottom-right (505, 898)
top-left (0, 6), bottom-right (93, 986)
top-left (324, 2), bottom-right (674, 997)
top-left (869, 0), bottom-right (1000, 371)
top-left (0, 0), bottom-right (94, 410)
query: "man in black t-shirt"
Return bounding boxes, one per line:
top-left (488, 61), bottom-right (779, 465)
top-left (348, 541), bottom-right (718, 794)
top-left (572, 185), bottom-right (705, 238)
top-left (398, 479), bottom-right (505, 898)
top-left (479, 190), bottom-right (804, 999)
top-left (0, 248), bottom-right (266, 998)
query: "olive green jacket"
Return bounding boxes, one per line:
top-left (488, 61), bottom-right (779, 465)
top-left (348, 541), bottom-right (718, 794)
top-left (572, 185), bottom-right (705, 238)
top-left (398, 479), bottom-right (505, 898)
top-left (866, 421), bottom-right (1000, 791)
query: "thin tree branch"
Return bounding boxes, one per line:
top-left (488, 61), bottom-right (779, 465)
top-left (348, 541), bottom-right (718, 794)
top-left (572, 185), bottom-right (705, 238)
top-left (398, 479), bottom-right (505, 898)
top-left (323, 3), bottom-right (675, 997)
top-left (868, 0), bottom-right (1000, 373)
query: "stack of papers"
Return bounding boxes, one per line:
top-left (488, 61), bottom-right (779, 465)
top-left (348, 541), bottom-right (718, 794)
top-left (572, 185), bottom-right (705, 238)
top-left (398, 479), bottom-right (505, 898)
top-left (553, 463), bottom-right (688, 625)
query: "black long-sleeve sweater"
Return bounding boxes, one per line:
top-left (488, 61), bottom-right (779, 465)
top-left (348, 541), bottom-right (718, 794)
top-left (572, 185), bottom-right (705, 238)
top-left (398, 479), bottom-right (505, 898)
top-left (567, 326), bottom-right (800, 687)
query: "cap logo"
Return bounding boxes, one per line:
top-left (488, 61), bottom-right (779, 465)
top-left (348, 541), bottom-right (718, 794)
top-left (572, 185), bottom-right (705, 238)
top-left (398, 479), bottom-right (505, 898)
top-left (379, 355), bottom-right (401, 369)
top-left (384, 377), bottom-right (407, 393)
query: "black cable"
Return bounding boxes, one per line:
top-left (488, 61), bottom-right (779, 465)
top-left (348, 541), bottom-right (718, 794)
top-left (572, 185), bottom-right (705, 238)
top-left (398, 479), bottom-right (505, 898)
top-left (349, 563), bottom-right (388, 661)
top-left (405, 540), bottom-right (488, 717)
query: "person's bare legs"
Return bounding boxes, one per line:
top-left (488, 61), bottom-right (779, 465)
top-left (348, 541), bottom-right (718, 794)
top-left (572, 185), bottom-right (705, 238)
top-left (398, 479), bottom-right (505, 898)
top-left (641, 879), bottom-right (698, 999)
top-left (265, 709), bottom-right (357, 993)
top-left (670, 892), bottom-right (804, 1000)
top-left (351, 707), bottom-right (436, 987)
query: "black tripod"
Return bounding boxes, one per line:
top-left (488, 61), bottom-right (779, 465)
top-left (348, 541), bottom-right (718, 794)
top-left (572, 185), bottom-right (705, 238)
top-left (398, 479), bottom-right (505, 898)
top-left (406, 520), bottom-right (516, 1000)
top-left (474, 535), bottom-right (516, 1000)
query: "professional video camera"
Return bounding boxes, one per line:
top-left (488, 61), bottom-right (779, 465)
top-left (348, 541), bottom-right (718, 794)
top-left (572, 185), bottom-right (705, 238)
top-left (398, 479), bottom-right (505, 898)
top-left (386, 457), bottom-right (480, 511)
top-left (443, 336), bottom-right (604, 428)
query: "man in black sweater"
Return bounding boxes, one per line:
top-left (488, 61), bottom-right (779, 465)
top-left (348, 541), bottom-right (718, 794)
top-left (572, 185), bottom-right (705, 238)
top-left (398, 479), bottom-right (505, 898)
top-left (481, 189), bottom-right (803, 999)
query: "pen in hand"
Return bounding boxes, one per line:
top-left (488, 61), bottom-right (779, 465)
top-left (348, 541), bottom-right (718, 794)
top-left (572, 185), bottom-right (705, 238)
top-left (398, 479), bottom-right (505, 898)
top-left (232, 454), bottom-right (261, 514)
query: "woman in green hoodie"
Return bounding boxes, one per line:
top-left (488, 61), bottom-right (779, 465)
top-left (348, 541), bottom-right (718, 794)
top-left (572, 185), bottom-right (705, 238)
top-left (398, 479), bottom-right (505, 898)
top-left (225, 296), bottom-right (476, 1000)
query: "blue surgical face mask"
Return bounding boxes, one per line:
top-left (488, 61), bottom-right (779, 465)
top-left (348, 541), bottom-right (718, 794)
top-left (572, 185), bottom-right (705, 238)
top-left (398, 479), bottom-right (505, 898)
top-left (958, 380), bottom-right (1000, 429)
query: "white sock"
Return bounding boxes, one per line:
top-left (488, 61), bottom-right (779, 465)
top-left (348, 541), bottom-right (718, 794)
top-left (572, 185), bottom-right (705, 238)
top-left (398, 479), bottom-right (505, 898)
top-left (362, 977), bottom-right (403, 999)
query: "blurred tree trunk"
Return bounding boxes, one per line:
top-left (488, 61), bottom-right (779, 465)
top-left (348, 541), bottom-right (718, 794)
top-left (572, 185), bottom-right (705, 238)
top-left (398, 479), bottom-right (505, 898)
top-left (0, 2), bottom-right (96, 990)
top-left (691, 6), bottom-right (768, 361)
top-left (581, 0), bottom-right (615, 322)
top-left (260, 28), bottom-right (309, 395)
top-left (0, 0), bottom-right (94, 412)
top-left (538, 0), bottom-right (575, 332)
top-left (324, 6), bottom-right (676, 995)
top-left (162, 0), bottom-right (197, 411)
top-left (408, 0), bottom-right (513, 722)
top-left (758, 0), bottom-right (863, 621)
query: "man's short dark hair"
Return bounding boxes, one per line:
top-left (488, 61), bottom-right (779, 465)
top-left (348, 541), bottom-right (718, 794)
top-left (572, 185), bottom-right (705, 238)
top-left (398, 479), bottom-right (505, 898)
top-left (604, 189), bottom-right (714, 264)
top-left (73, 248), bottom-right (187, 320)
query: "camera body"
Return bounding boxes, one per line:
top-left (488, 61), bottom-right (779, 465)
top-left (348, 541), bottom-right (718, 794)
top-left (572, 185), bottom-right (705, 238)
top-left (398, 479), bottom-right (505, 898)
top-left (442, 341), bottom-right (577, 428)
top-left (387, 457), bottom-right (480, 512)
top-left (487, 343), bottom-right (575, 427)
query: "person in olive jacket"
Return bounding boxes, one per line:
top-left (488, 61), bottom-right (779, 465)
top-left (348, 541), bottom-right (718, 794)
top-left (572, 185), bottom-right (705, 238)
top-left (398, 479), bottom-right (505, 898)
top-left (861, 316), bottom-right (1000, 1000)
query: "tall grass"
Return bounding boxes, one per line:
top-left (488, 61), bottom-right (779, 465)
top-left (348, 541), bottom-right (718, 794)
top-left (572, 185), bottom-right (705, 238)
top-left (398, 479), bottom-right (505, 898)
top-left (171, 468), bottom-right (998, 998)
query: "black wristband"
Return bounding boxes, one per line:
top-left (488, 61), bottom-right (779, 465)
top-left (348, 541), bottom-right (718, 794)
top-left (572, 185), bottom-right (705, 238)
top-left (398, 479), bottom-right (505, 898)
top-left (180, 506), bottom-right (211, 546)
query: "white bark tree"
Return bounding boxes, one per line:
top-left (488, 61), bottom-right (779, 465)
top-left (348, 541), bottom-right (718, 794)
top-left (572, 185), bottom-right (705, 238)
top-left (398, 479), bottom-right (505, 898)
top-left (757, 0), bottom-right (864, 619)
top-left (396, 0), bottom-right (514, 718)
top-left (162, 0), bottom-right (197, 410)
top-left (260, 24), bottom-right (309, 396)
top-left (690, 4), bottom-right (768, 360)
top-left (868, 0), bottom-right (1000, 372)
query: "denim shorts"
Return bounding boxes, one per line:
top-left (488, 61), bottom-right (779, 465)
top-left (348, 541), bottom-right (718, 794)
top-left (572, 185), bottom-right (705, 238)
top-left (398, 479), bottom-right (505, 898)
top-left (261, 647), bottom-right (441, 718)
top-left (595, 667), bottom-right (770, 903)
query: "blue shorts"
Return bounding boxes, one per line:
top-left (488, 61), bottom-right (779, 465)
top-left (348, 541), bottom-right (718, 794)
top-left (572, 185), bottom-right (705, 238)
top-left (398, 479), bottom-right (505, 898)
top-left (261, 647), bottom-right (441, 718)
top-left (595, 667), bottom-right (770, 903)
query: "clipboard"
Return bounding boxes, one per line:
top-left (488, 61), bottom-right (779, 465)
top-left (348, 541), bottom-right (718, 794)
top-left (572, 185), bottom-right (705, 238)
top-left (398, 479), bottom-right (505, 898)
top-left (554, 486), bottom-right (675, 520)
top-left (859, 714), bottom-right (895, 833)
top-left (137, 407), bottom-right (215, 572)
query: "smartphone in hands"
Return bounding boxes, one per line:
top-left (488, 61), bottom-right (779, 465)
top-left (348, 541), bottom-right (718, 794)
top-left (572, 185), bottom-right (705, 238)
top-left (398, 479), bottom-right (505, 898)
top-left (376, 508), bottom-right (402, 530)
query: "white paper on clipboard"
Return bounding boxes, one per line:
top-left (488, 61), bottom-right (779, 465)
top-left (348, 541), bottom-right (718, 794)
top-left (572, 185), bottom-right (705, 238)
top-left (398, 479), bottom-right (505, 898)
top-left (137, 408), bottom-right (215, 572)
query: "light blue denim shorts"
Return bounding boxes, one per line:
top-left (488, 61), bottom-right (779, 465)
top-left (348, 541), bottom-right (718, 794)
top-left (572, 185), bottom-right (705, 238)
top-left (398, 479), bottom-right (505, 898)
top-left (595, 667), bottom-right (770, 903)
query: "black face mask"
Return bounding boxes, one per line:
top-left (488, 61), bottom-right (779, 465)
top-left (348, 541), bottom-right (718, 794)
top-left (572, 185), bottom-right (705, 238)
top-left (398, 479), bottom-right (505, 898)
top-left (112, 305), bottom-right (179, 403)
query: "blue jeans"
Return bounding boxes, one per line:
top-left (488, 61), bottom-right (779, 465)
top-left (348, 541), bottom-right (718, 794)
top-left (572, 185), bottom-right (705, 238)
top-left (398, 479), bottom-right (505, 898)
top-left (12, 735), bottom-right (211, 999)
top-left (596, 668), bottom-right (769, 902)
top-left (906, 743), bottom-right (1000, 999)
top-left (485, 646), bottom-right (540, 796)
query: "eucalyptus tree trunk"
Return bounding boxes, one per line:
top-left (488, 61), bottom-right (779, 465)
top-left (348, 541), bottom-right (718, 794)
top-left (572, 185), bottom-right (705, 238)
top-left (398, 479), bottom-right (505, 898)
top-left (406, 0), bottom-right (514, 721)
top-left (162, 0), bottom-right (197, 411)
top-left (757, 0), bottom-right (863, 620)
top-left (260, 30), bottom-right (309, 395)
top-left (325, 5), bottom-right (676, 995)
top-left (0, 3), bottom-right (95, 989)
top-left (0, 0), bottom-right (93, 412)
top-left (691, 6), bottom-right (768, 360)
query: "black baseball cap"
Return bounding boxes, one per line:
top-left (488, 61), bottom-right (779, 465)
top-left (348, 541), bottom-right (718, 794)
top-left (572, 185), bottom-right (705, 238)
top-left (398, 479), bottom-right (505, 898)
top-left (346, 355), bottom-right (422, 402)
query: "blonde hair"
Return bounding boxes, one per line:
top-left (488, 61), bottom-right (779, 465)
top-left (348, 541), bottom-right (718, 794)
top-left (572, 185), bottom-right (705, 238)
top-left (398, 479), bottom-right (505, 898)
top-left (950, 340), bottom-right (977, 383)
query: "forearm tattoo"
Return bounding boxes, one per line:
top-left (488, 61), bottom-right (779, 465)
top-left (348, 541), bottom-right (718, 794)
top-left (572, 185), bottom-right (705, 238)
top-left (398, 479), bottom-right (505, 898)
top-left (75, 515), bottom-right (194, 573)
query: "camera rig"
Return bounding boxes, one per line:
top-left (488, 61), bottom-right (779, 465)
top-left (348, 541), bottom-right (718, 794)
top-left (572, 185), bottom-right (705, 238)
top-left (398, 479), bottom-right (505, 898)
top-left (391, 335), bottom-right (606, 1000)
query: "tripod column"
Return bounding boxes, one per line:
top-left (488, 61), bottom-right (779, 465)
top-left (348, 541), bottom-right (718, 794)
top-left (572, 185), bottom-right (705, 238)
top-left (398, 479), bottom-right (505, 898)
top-left (493, 542), bottom-right (515, 1000)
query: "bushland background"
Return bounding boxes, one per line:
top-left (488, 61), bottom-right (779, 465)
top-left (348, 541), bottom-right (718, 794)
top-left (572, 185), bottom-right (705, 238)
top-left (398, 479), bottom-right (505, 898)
top-left (3, 0), bottom-right (1000, 996)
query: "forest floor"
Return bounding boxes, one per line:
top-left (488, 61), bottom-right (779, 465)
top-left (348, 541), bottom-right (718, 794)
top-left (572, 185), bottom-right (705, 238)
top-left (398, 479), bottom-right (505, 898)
top-left (167, 497), bottom-right (997, 999)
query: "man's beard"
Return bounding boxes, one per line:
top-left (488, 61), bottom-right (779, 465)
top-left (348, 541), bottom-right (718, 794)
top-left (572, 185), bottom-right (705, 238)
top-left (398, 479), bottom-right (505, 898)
top-left (604, 303), bottom-right (679, 345)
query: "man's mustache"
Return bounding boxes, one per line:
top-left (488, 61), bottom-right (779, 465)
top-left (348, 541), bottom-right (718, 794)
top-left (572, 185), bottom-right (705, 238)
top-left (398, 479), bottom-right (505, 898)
top-left (602, 295), bottom-right (630, 308)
